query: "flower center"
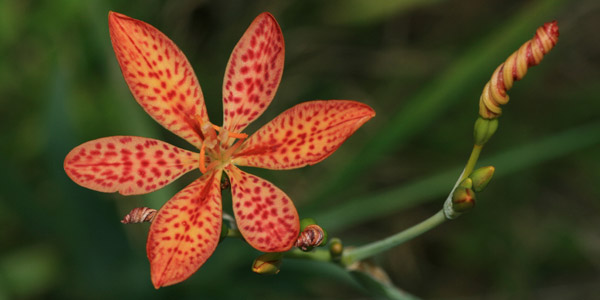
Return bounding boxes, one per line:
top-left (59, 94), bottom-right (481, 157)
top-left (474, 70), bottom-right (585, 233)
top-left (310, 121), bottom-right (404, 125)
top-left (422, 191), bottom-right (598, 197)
top-left (195, 115), bottom-right (247, 174)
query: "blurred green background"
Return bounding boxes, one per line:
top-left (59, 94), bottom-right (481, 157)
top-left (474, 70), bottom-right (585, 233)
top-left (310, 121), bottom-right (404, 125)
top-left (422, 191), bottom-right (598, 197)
top-left (1, 0), bottom-right (599, 298)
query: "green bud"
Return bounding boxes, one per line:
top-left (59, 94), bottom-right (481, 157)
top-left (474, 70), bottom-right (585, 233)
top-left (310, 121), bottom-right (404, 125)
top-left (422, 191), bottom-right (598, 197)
top-left (329, 238), bottom-right (343, 262)
top-left (300, 218), bottom-right (317, 231)
top-left (452, 185), bottom-right (476, 213)
top-left (458, 177), bottom-right (473, 189)
top-left (251, 252), bottom-right (283, 275)
top-left (474, 117), bottom-right (498, 146)
top-left (469, 166), bottom-right (495, 192)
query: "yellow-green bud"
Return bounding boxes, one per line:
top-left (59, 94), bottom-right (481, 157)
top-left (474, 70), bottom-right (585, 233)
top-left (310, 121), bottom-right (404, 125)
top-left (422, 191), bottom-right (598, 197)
top-left (251, 253), bottom-right (283, 275)
top-left (452, 185), bottom-right (476, 213)
top-left (474, 117), bottom-right (498, 146)
top-left (329, 238), bottom-right (343, 262)
top-left (469, 166), bottom-right (495, 192)
top-left (458, 177), bottom-right (473, 189)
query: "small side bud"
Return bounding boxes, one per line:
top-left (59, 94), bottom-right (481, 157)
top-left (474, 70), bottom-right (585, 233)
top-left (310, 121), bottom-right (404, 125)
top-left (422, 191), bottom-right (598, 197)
top-left (296, 224), bottom-right (327, 251)
top-left (469, 166), bottom-right (495, 192)
top-left (452, 180), bottom-right (476, 213)
top-left (120, 207), bottom-right (157, 224)
top-left (251, 252), bottom-right (283, 275)
top-left (220, 174), bottom-right (230, 190)
top-left (329, 238), bottom-right (343, 262)
top-left (474, 117), bottom-right (498, 146)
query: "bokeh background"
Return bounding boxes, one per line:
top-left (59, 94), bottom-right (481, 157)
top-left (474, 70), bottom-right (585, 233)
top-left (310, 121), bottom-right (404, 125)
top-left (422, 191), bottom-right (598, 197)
top-left (1, 0), bottom-right (599, 298)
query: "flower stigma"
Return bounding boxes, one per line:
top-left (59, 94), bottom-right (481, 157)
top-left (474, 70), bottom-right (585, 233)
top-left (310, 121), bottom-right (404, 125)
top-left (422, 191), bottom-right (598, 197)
top-left (195, 115), bottom-right (248, 174)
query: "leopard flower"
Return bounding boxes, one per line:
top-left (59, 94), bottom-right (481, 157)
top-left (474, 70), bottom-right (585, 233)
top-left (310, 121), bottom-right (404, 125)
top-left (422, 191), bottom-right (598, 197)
top-left (63, 12), bottom-right (375, 288)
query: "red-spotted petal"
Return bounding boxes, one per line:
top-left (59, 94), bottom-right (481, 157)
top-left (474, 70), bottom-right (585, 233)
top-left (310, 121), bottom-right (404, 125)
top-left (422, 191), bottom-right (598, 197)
top-left (64, 136), bottom-right (198, 195)
top-left (232, 100), bottom-right (375, 169)
top-left (224, 165), bottom-right (299, 252)
top-left (109, 12), bottom-right (207, 148)
top-left (222, 12), bottom-right (285, 134)
top-left (147, 170), bottom-right (222, 289)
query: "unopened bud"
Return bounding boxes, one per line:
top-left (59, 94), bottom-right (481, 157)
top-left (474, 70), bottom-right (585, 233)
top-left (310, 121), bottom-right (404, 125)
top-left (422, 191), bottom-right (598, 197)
top-left (220, 175), bottom-right (230, 190)
top-left (469, 166), bottom-right (495, 192)
top-left (120, 207), bottom-right (157, 224)
top-left (452, 179), bottom-right (476, 213)
top-left (251, 253), bottom-right (283, 275)
top-left (329, 238), bottom-right (343, 262)
top-left (296, 224), bottom-right (328, 251)
top-left (473, 117), bottom-right (498, 146)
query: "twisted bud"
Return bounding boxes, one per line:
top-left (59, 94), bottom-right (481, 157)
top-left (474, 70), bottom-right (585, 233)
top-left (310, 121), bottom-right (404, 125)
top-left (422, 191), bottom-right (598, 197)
top-left (479, 21), bottom-right (559, 119)
top-left (121, 207), bottom-right (157, 224)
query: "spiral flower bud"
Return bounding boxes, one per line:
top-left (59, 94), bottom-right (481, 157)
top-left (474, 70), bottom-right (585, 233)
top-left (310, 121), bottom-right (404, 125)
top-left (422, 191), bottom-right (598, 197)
top-left (296, 224), bottom-right (328, 251)
top-left (479, 21), bottom-right (559, 119)
top-left (120, 207), bottom-right (157, 224)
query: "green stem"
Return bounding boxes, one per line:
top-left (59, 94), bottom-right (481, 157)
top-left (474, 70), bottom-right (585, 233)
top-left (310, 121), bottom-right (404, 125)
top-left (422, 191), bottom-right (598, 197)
top-left (284, 248), bottom-right (332, 262)
top-left (443, 143), bottom-right (483, 219)
top-left (227, 228), bottom-right (243, 238)
top-left (459, 144), bottom-right (483, 182)
top-left (341, 210), bottom-right (446, 265)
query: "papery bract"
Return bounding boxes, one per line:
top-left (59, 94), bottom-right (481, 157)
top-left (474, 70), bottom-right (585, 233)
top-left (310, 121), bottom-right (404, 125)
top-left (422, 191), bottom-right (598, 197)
top-left (64, 11), bottom-right (375, 288)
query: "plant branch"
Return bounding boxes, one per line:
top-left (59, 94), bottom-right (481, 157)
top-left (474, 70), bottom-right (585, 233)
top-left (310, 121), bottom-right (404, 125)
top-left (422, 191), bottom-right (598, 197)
top-left (341, 210), bottom-right (446, 265)
top-left (284, 248), bottom-right (332, 262)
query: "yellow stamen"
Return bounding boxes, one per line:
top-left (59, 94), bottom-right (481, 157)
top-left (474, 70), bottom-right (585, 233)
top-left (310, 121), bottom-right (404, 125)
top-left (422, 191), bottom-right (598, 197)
top-left (212, 125), bottom-right (248, 139)
top-left (195, 114), bottom-right (217, 140)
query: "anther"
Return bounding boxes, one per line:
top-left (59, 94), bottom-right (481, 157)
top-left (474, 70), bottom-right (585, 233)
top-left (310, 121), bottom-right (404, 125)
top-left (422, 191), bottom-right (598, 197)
top-left (212, 124), bottom-right (248, 140)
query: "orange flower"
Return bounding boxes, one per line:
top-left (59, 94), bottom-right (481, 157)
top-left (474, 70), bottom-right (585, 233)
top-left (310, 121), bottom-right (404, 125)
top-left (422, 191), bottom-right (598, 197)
top-left (64, 12), bottom-right (375, 288)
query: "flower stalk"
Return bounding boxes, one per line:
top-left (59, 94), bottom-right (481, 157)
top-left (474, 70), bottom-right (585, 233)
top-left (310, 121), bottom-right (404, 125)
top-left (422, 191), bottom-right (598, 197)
top-left (341, 210), bottom-right (446, 266)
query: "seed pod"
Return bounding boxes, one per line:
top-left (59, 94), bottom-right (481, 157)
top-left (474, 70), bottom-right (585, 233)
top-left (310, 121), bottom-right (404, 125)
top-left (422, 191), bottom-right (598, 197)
top-left (120, 207), bottom-right (157, 224)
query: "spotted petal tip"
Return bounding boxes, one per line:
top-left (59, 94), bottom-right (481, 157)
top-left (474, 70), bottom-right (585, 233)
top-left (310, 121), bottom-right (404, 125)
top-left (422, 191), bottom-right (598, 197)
top-left (225, 165), bottom-right (299, 252)
top-left (222, 12), bottom-right (285, 134)
top-left (108, 11), bottom-right (208, 149)
top-left (64, 136), bottom-right (198, 195)
top-left (233, 100), bottom-right (375, 170)
top-left (148, 171), bottom-right (222, 288)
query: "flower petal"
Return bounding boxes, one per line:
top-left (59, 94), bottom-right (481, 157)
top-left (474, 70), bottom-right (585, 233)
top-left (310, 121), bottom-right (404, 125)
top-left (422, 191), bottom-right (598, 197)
top-left (232, 100), bottom-right (375, 169)
top-left (224, 165), bottom-right (299, 252)
top-left (147, 170), bottom-right (222, 288)
top-left (222, 12), bottom-right (285, 133)
top-left (109, 12), bottom-right (208, 148)
top-left (64, 136), bottom-right (198, 195)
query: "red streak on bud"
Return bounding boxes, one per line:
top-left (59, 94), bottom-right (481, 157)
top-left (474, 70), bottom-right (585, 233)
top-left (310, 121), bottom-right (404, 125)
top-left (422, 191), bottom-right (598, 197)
top-left (479, 21), bottom-right (559, 119)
